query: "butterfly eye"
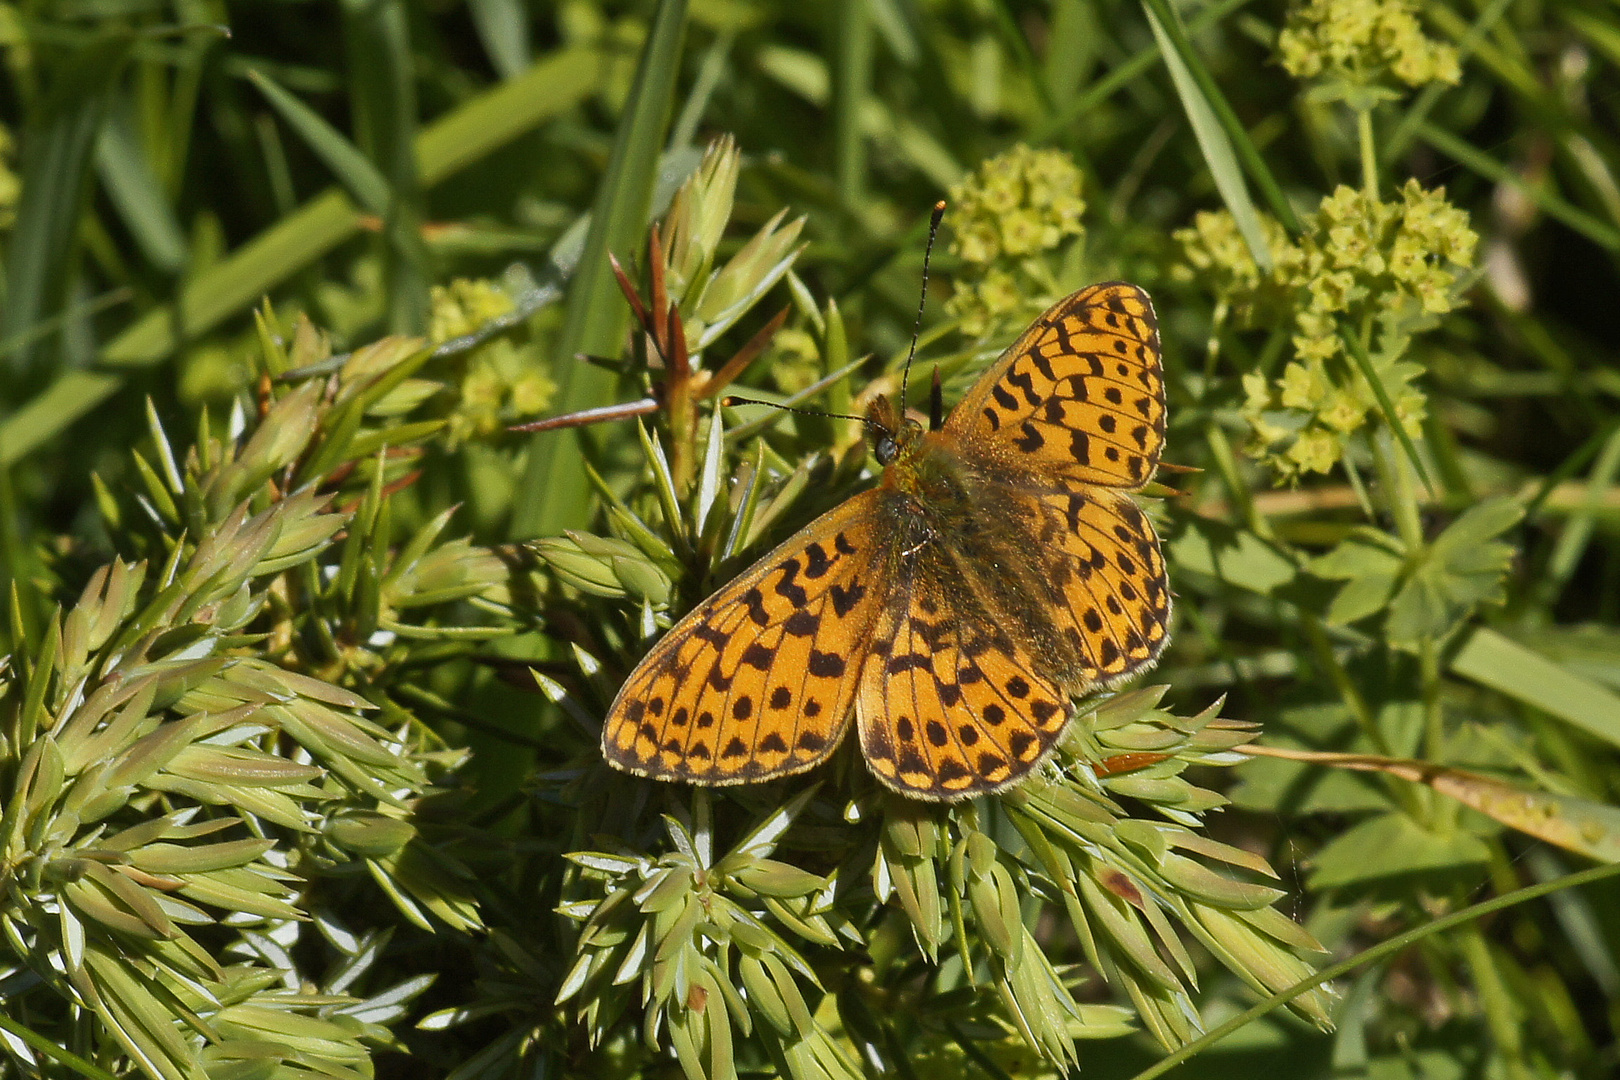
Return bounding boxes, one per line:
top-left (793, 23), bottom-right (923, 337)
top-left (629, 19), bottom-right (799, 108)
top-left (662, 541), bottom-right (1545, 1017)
top-left (875, 436), bottom-right (899, 465)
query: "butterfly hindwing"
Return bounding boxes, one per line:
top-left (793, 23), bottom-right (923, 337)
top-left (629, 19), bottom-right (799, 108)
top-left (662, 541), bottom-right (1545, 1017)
top-left (948, 282), bottom-right (1166, 490)
top-left (602, 492), bottom-right (886, 785)
top-left (856, 552), bottom-right (1072, 799)
top-left (1023, 486), bottom-right (1172, 683)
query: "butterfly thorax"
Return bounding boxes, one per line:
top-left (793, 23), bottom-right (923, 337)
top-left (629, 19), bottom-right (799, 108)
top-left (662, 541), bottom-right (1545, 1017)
top-left (870, 415), bottom-right (1105, 692)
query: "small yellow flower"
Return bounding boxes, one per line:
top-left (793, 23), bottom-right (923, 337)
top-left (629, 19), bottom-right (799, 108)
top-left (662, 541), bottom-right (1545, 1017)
top-left (999, 209), bottom-right (1048, 257)
top-left (954, 221), bottom-right (1002, 265)
top-left (948, 145), bottom-right (1086, 267)
top-left (947, 267), bottom-right (1028, 339)
top-left (1320, 389), bottom-right (1367, 433)
top-left (1395, 389), bottom-right (1427, 435)
top-left (429, 279), bottom-right (515, 343)
top-left (510, 372), bottom-right (557, 416)
top-left (1242, 371), bottom-right (1276, 413)
top-left (462, 361), bottom-right (504, 409)
top-left (1280, 362), bottom-right (1329, 410)
top-left (1287, 428), bottom-right (1342, 475)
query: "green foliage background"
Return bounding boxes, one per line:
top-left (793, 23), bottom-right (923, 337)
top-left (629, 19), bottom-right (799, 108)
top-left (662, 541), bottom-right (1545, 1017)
top-left (1, 1), bottom-right (1619, 1078)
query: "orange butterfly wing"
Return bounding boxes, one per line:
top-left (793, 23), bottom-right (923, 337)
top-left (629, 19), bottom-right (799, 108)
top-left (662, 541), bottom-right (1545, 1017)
top-left (1021, 487), bottom-right (1172, 683)
top-left (947, 280), bottom-right (1170, 687)
top-left (947, 281), bottom-right (1166, 490)
top-left (851, 282), bottom-right (1172, 799)
top-left (602, 492), bottom-right (886, 785)
top-left (856, 551), bottom-right (1073, 799)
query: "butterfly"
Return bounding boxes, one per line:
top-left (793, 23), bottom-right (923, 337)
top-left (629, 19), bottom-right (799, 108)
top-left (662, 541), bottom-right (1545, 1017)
top-left (602, 282), bottom-right (1171, 800)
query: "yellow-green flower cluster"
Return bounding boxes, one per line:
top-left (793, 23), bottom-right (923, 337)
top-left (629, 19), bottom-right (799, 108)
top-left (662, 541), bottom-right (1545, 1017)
top-left (1177, 180), bottom-right (1476, 479)
top-left (429, 276), bottom-right (514, 342)
top-left (946, 145), bottom-right (1086, 337)
top-left (1290, 181), bottom-right (1476, 355)
top-left (430, 278), bottom-right (555, 444)
top-left (1171, 210), bottom-right (1297, 324)
top-left (1277, 0), bottom-right (1460, 92)
top-left (949, 145), bottom-right (1086, 263)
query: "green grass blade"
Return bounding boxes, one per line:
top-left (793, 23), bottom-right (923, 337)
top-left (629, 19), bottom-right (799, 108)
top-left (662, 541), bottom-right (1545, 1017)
top-left (94, 104), bottom-right (186, 274)
top-left (0, 31), bottom-right (134, 377)
top-left (831, 0), bottom-right (873, 207)
top-left (1126, 861), bottom-right (1620, 1080)
top-left (1415, 120), bottom-right (1620, 252)
top-left (511, 0), bottom-right (690, 537)
top-left (0, 1010), bottom-right (119, 1080)
top-left (468, 0), bottom-right (531, 80)
top-left (0, 287), bottom-right (131, 364)
top-left (1141, 0), bottom-right (1272, 269)
top-left (985, 0), bottom-right (1053, 118)
top-left (1539, 425), bottom-right (1620, 607)
top-left (247, 68), bottom-right (391, 215)
top-left (343, 0), bottom-right (430, 333)
top-left (1042, 0), bottom-right (1098, 107)
top-left (0, 47), bottom-right (601, 467)
top-left (1382, 0), bottom-right (1516, 164)
top-left (670, 32), bottom-right (732, 151)
top-left (1450, 628), bottom-right (1620, 750)
top-left (1337, 322), bottom-right (1435, 494)
top-left (1139, 0), bottom-right (1301, 235)
top-left (413, 48), bottom-right (597, 184)
top-left (1032, 0), bottom-right (1255, 145)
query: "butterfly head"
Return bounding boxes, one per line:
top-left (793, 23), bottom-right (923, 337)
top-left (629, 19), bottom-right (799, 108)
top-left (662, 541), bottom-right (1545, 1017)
top-left (865, 394), bottom-right (924, 466)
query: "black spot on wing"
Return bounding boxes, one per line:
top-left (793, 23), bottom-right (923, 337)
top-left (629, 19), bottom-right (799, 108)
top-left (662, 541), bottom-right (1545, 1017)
top-left (784, 610), bottom-right (819, 636)
top-left (1015, 423), bottom-right (1045, 453)
top-left (694, 624), bottom-right (729, 649)
top-left (804, 542), bottom-right (832, 579)
top-left (830, 581), bottom-right (866, 617)
top-left (774, 559), bottom-right (807, 606)
top-left (809, 651), bottom-right (846, 678)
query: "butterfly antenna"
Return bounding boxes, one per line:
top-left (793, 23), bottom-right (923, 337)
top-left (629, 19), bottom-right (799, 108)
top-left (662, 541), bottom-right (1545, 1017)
top-left (899, 201), bottom-right (948, 416)
top-left (721, 395), bottom-right (870, 426)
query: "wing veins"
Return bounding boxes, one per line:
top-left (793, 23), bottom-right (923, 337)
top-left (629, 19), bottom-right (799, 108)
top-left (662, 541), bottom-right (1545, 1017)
top-left (997, 376), bottom-right (1163, 434)
top-left (1056, 500), bottom-right (1170, 666)
top-left (955, 632), bottom-right (1053, 761)
top-left (717, 565), bottom-right (873, 771)
top-left (782, 580), bottom-right (870, 760)
top-left (1025, 414), bottom-right (1162, 459)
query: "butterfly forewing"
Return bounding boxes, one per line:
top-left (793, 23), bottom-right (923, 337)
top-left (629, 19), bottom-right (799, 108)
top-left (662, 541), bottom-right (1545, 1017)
top-left (948, 282), bottom-right (1166, 490)
top-left (602, 491), bottom-right (886, 784)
